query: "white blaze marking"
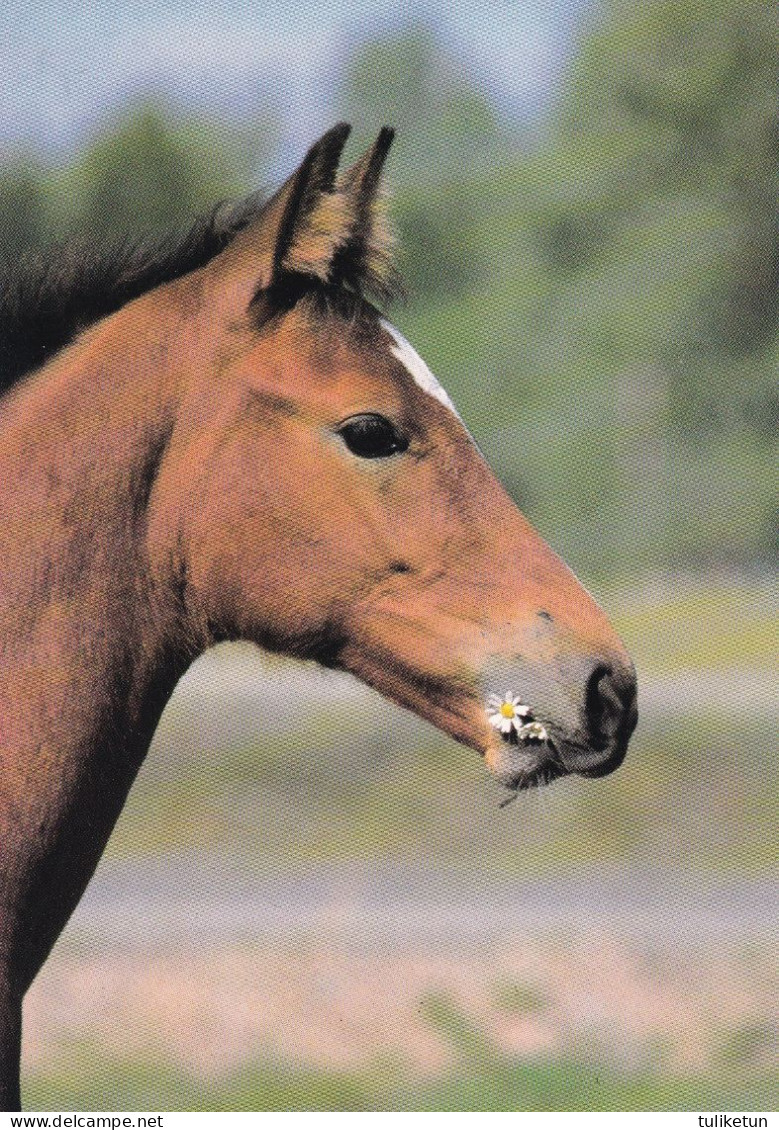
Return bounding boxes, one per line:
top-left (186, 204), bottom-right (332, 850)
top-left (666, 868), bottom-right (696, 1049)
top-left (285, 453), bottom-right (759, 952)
top-left (380, 319), bottom-right (461, 419)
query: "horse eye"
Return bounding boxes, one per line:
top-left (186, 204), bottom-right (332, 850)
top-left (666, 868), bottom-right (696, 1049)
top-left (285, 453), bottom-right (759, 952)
top-left (338, 414), bottom-right (409, 459)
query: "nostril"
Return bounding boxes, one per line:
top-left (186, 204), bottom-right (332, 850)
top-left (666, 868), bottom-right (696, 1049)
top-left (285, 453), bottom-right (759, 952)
top-left (584, 663), bottom-right (637, 750)
top-left (558, 659), bottom-right (638, 779)
top-left (584, 665), bottom-right (613, 749)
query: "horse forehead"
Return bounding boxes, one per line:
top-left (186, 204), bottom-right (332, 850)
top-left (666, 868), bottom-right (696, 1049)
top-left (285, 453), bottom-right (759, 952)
top-left (379, 319), bottom-right (461, 418)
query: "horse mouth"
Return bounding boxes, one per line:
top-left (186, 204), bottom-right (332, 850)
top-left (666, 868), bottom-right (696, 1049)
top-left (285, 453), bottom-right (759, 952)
top-left (485, 721), bottom-right (629, 800)
top-left (500, 747), bottom-right (568, 800)
top-left (552, 729), bottom-right (632, 779)
top-left (483, 693), bottom-right (562, 794)
top-left (482, 677), bottom-right (636, 796)
top-left (484, 712), bottom-right (565, 795)
top-left (335, 640), bottom-right (629, 798)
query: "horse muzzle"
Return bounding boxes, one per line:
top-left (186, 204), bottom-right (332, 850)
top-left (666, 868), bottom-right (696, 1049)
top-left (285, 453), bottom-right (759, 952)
top-left (482, 655), bottom-right (638, 791)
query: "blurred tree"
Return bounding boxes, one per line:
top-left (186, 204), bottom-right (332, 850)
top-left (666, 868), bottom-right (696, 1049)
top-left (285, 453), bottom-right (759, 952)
top-left (337, 25), bottom-right (511, 301)
top-left (70, 102), bottom-right (262, 240)
top-left (0, 158), bottom-right (50, 264)
top-left (533, 0), bottom-right (779, 438)
top-left (337, 25), bottom-right (505, 177)
top-left (0, 102), bottom-right (279, 261)
top-left (397, 195), bottom-right (482, 300)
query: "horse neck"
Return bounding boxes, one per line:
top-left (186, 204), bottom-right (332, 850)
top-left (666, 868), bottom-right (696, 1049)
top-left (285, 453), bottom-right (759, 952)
top-left (0, 298), bottom-right (191, 798)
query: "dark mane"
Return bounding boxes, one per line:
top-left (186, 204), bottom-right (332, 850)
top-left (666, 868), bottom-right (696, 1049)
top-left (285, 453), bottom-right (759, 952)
top-left (0, 202), bottom-right (255, 396)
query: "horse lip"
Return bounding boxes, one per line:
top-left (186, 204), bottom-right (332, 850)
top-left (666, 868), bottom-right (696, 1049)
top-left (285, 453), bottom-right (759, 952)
top-left (573, 736), bottom-right (630, 778)
top-left (552, 729), bottom-right (631, 779)
top-left (484, 722), bottom-right (563, 791)
top-left (485, 705), bottom-right (631, 794)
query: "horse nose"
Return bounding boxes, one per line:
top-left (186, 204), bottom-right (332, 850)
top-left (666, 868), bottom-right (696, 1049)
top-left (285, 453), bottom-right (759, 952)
top-left (564, 660), bottom-right (638, 778)
top-left (582, 661), bottom-right (638, 775)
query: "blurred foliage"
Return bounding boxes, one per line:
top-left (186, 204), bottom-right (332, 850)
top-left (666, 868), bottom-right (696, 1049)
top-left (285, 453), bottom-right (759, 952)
top-left (0, 157), bottom-right (49, 261)
top-left (395, 192), bottom-right (484, 299)
top-left (0, 100), bottom-right (262, 254)
top-left (336, 24), bottom-right (511, 299)
top-left (547, 0), bottom-right (779, 423)
top-left (69, 105), bottom-right (253, 239)
top-left (336, 24), bottom-right (507, 176)
top-left (0, 5), bottom-right (776, 576)
top-left (23, 1042), bottom-right (776, 1112)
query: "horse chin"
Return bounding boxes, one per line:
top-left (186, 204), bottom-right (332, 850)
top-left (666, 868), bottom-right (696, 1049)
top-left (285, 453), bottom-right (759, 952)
top-left (484, 732), bottom-right (566, 792)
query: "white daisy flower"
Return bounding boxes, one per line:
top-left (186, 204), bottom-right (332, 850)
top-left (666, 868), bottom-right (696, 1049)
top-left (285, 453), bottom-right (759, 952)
top-left (517, 720), bottom-right (549, 743)
top-left (487, 693), bottom-right (532, 735)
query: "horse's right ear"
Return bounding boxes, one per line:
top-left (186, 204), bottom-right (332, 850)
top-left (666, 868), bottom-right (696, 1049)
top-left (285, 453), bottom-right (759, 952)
top-left (207, 124), bottom-right (353, 307)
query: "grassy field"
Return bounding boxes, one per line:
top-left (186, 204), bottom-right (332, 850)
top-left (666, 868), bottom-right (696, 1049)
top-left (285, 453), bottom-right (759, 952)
top-left (24, 968), bottom-right (778, 1113)
top-left (105, 705), bottom-right (777, 874)
top-left (25, 926), bottom-right (777, 1111)
top-left (609, 577), bottom-right (777, 671)
top-left (24, 1051), bottom-right (776, 1112)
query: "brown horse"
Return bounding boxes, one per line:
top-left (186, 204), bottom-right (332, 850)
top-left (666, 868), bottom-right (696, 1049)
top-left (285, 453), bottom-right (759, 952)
top-left (0, 125), bottom-right (636, 1110)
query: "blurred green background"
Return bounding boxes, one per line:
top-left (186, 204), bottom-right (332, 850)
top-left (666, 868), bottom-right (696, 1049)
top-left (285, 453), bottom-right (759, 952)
top-left (5, 0), bottom-right (777, 1113)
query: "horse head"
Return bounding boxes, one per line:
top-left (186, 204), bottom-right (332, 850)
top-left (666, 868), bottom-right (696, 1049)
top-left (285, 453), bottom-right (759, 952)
top-left (148, 123), bottom-right (637, 793)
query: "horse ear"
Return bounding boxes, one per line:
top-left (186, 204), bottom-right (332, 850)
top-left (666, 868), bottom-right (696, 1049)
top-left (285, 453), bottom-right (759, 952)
top-left (207, 123), bottom-right (353, 302)
top-left (268, 122), bottom-right (352, 283)
top-left (331, 127), bottom-right (400, 302)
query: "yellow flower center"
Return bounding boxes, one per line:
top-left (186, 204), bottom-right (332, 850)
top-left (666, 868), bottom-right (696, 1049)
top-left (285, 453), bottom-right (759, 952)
top-left (500, 702), bottom-right (515, 718)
